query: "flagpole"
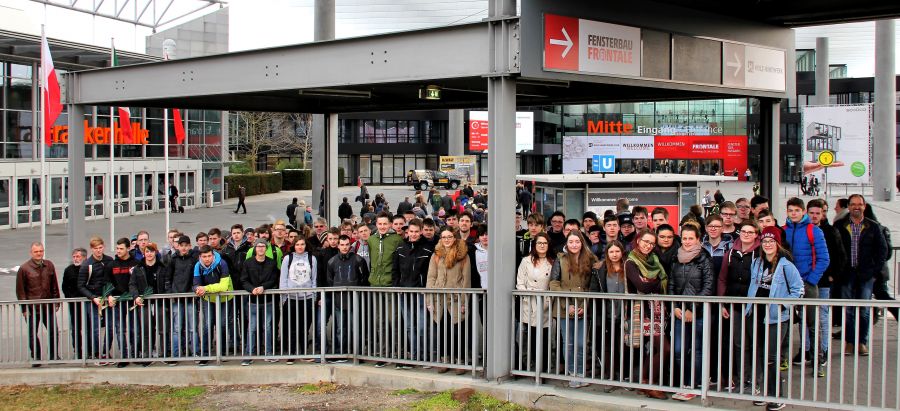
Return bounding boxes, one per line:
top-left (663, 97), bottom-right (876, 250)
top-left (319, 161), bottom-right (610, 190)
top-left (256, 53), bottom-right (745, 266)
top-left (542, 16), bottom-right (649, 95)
top-left (164, 109), bottom-right (170, 232)
top-left (109, 38), bottom-right (115, 243)
top-left (39, 25), bottom-right (47, 248)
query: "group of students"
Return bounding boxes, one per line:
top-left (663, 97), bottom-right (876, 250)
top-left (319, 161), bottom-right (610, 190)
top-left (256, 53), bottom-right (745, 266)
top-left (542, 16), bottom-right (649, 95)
top-left (512, 193), bottom-right (889, 411)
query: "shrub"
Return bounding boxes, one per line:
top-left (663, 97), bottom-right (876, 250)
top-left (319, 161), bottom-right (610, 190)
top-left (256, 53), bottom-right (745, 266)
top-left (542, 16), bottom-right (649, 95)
top-left (225, 172), bottom-right (282, 197)
top-left (281, 168), bottom-right (346, 190)
top-left (275, 159), bottom-right (304, 171)
top-left (228, 161), bottom-right (252, 174)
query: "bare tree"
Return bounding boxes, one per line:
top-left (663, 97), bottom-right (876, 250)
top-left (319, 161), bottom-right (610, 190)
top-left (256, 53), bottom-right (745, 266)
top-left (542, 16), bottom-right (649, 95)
top-left (230, 112), bottom-right (314, 170)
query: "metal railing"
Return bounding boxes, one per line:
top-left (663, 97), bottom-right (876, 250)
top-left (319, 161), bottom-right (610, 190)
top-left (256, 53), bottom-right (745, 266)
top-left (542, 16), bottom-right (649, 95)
top-left (0, 287), bottom-right (485, 375)
top-left (511, 290), bottom-right (900, 410)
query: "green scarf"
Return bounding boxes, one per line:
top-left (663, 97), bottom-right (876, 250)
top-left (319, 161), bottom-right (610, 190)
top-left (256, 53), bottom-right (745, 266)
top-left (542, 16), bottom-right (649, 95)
top-left (627, 251), bottom-right (667, 294)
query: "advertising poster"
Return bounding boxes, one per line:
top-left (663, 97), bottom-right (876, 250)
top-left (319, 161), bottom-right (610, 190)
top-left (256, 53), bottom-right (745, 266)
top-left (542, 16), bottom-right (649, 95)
top-left (467, 111), bottom-right (535, 152)
top-left (439, 155), bottom-right (479, 185)
top-left (587, 191), bottom-right (680, 228)
top-left (801, 104), bottom-right (872, 184)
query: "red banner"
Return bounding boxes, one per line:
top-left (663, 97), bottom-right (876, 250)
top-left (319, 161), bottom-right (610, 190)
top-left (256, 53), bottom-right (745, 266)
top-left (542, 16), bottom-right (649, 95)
top-left (468, 118), bottom-right (489, 151)
top-left (654, 135), bottom-right (748, 180)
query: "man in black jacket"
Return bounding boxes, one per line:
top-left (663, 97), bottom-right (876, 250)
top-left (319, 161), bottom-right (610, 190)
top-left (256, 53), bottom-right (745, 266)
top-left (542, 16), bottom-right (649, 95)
top-left (241, 239), bottom-right (279, 365)
top-left (834, 194), bottom-right (887, 356)
top-left (396, 197), bottom-right (414, 216)
top-left (391, 219), bottom-right (433, 366)
top-left (805, 199), bottom-right (845, 369)
top-left (286, 197), bottom-right (300, 228)
top-left (129, 242), bottom-right (167, 363)
top-left (338, 197), bottom-right (354, 222)
top-left (107, 238), bottom-right (140, 367)
top-left (62, 248), bottom-right (87, 359)
top-left (165, 235), bottom-right (198, 362)
top-left (327, 235), bottom-right (370, 357)
top-left (78, 237), bottom-right (114, 365)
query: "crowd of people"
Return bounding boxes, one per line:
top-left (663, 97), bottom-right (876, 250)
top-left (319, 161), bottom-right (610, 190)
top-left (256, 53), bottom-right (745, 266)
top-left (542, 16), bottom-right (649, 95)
top-left (13, 183), bottom-right (895, 409)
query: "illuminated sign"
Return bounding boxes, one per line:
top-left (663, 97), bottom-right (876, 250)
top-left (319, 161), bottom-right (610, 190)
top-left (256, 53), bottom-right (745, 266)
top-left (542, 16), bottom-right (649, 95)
top-left (49, 121), bottom-right (151, 145)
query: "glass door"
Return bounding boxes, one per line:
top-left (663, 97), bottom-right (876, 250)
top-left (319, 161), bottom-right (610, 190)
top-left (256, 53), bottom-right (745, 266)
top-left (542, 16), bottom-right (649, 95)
top-left (372, 161), bottom-right (382, 185)
top-left (15, 177), bottom-right (41, 228)
top-left (133, 173), bottom-right (154, 214)
top-left (85, 175), bottom-right (105, 220)
top-left (49, 176), bottom-right (68, 224)
top-left (0, 178), bottom-right (11, 228)
top-left (113, 174), bottom-right (131, 215)
top-left (178, 171), bottom-right (195, 208)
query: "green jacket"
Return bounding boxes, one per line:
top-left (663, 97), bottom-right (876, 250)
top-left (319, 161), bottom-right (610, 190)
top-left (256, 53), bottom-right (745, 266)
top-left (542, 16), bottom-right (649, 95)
top-left (246, 243), bottom-right (285, 269)
top-left (368, 230), bottom-right (402, 287)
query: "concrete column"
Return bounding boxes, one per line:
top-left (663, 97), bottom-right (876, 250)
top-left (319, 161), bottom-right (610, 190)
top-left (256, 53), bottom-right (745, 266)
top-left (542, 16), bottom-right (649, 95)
top-left (67, 103), bottom-right (87, 253)
top-left (485, 0), bottom-right (516, 381)
top-left (874, 19), bottom-right (896, 201)
top-left (448, 109), bottom-right (465, 156)
top-left (758, 98), bottom-right (782, 220)
top-left (324, 113), bottom-right (339, 224)
top-left (311, 0), bottom-right (335, 219)
top-left (815, 37), bottom-right (829, 106)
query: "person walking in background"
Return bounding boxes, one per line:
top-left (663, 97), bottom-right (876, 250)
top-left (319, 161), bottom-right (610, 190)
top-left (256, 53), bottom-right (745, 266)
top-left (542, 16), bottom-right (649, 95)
top-left (286, 198), bottom-right (299, 228)
top-left (234, 184), bottom-right (247, 214)
top-left (168, 182), bottom-right (179, 213)
top-left (16, 242), bottom-right (60, 365)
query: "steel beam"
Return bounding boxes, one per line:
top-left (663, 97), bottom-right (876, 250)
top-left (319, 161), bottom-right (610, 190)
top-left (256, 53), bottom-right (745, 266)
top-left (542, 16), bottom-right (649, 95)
top-left (67, 103), bottom-right (87, 253)
top-left (874, 19), bottom-right (896, 201)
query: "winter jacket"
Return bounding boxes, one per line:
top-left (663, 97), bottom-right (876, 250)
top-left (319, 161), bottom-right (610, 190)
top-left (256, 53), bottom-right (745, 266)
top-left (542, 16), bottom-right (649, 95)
top-left (392, 238), bottom-right (434, 287)
top-left (515, 256), bottom-right (553, 327)
top-left (326, 252), bottom-right (369, 288)
top-left (834, 216), bottom-right (888, 282)
top-left (426, 240), bottom-right (471, 324)
top-left (338, 202), bottom-right (353, 221)
top-left (589, 262), bottom-right (627, 319)
top-left (107, 256), bottom-right (139, 296)
top-left (241, 256), bottom-right (279, 304)
top-left (61, 264), bottom-right (82, 298)
top-left (192, 251), bottom-right (233, 302)
top-left (549, 251), bottom-right (600, 318)
top-left (717, 240), bottom-right (760, 297)
top-left (469, 243), bottom-right (488, 289)
top-left (745, 256), bottom-right (804, 324)
top-left (280, 251), bottom-right (317, 301)
top-left (668, 248), bottom-right (714, 299)
top-left (15, 259), bottom-right (60, 303)
top-left (816, 219), bottom-right (846, 288)
top-left (701, 236), bottom-right (733, 276)
top-left (129, 260), bottom-right (167, 297)
top-left (368, 230), bottom-right (402, 287)
top-left (165, 250), bottom-right (197, 294)
top-left (784, 215), bottom-right (830, 285)
top-left (78, 254), bottom-right (114, 299)
top-left (654, 241), bottom-right (680, 276)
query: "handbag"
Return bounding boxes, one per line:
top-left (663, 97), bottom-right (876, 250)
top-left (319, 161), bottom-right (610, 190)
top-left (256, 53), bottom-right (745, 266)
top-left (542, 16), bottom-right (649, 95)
top-left (641, 300), bottom-right (664, 337)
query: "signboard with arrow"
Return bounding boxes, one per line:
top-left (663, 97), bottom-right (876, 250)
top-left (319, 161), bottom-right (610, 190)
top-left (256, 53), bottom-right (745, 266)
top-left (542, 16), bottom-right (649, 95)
top-left (543, 13), bottom-right (641, 76)
top-left (722, 42), bottom-right (786, 92)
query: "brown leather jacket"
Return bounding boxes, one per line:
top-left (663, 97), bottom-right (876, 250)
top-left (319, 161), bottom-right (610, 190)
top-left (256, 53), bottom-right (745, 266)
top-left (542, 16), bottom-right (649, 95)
top-left (16, 259), bottom-right (60, 302)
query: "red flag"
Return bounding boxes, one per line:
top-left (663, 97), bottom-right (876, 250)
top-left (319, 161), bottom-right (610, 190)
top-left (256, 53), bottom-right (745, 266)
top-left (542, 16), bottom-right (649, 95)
top-left (117, 107), bottom-right (133, 143)
top-left (41, 35), bottom-right (62, 146)
top-left (173, 108), bottom-right (186, 144)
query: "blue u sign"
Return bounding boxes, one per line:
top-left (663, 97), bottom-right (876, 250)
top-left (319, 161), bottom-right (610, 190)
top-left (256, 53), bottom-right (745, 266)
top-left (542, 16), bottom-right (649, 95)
top-left (592, 155), bottom-right (616, 173)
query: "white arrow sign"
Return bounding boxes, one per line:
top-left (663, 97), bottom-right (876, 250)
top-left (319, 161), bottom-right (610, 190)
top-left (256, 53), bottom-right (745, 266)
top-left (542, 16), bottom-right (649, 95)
top-left (549, 27), bottom-right (573, 58)
top-left (726, 52), bottom-right (742, 77)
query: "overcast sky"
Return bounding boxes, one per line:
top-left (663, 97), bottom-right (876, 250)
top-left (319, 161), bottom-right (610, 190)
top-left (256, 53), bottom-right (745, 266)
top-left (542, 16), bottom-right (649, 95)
top-left (3, 0), bottom-right (899, 77)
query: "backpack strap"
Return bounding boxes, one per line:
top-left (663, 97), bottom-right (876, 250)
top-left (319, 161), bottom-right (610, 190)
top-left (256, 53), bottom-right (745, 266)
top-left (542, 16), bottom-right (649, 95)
top-left (806, 224), bottom-right (816, 272)
top-left (287, 253), bottom-right (294, 269)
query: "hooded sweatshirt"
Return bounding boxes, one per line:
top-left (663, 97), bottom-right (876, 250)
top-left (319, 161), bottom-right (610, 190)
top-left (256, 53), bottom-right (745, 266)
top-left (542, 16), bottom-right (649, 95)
top-left (280, 251), bottom-right (317, 301)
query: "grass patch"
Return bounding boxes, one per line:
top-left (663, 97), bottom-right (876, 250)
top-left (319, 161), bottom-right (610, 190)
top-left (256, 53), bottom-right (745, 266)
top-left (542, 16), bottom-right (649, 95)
top-left (392, 388), bottom-right (422, 396)
top-left (465, 393), bottom-right (527, 411)
top-left (297, 381), bottom-right (338, 395)
top-left (408, 390), bottom-right (528, 411)
top-left (409, 391), bottom-right (460, 410)
top-left (1, 384), bottom-right (203, 410)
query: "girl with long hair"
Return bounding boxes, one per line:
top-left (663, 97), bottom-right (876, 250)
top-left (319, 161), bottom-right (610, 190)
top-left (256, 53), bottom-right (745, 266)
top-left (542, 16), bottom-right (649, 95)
top-left (590, 240), bottom-right (628, 381)
top-left (515, 232), bottom-right (555, 372)
top-left (426, 226), bottom-right (471, 375)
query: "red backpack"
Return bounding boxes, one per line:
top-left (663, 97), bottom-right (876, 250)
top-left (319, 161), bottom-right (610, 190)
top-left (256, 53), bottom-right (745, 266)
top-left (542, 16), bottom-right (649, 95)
top-left (783, 223), bottom-right (816, 271)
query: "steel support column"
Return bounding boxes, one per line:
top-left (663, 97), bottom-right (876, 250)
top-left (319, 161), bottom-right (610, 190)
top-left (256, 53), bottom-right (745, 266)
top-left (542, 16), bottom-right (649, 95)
top-left (448, 110), bottom-right (465, 156)
top-left (759, 98), bottom-right (782, 219)
top-left (485, 0), bottom-right (516, 382)
top-left (324, 113), bottom-right (339, 224)
top-left (67, 103), bottom-right (87, 253)
top-left (815, 37), bottom-right (829, 106)
top-left (874, 19), bottom-right (896, 201)
top-left (312, 0), bottom-right (335, 221)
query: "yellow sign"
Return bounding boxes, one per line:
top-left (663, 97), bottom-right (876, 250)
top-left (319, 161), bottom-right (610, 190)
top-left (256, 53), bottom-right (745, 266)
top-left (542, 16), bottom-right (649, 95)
top-left (817, 150), bottom-right (835, 167)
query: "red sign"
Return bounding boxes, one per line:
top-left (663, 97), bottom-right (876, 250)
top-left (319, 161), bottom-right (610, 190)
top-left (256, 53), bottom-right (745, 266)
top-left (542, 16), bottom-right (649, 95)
top-left (468, 118), bottom-right (489, 151)
top-left (654, 135), bottom-right (749, 181)
top-left (543, 14), bottom-right (579, 71)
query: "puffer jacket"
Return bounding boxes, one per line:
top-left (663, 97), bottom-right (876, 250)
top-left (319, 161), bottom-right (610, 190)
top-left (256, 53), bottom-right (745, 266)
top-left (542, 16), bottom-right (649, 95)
top-left (392, 238), bottom-right (433, 287)
top-left (549, 251), bottom-right (600, 318)
top-left (668, 248), bottom-right (714, 297)
top-left (78, 254), bottom-right (114, 299)
top-left (515, 256), bottom-right (553, 327)
top-left (784, 215), bottom-right (830, 285)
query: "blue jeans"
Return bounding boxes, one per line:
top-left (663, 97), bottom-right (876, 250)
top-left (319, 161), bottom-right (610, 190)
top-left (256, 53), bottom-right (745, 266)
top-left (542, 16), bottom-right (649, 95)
top-left (400, 294), bottom-right (425, 360)
top-left (560, 317), bottom-right (586, 377)
top-left (107, 302), bottom-right (140, 359)
top-left (804, 287), bottom-right (830, 353)
top-left (86, 302), bottom-right (112, 359)
top-left (199, 300), bottom-right (226, 357)
top-left (172, 300), bottom-right (198, 358)
top-left (674, 318), bottom-right (704, 388)
top-left (246, 302), bottom-right (274, 356)
top-left (842, 277), bottom-right (875, 345)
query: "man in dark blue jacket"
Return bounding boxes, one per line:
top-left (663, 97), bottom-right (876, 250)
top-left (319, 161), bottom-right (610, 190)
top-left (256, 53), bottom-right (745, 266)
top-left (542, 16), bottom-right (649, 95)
top-left (391, 219), bottom-right (433, 367)
top-left (164, 235), bottom-right (198, 363)
top-left (834, 194), bottom-right (887, 356)
top-left (784, 197), bottom-right (830, 366)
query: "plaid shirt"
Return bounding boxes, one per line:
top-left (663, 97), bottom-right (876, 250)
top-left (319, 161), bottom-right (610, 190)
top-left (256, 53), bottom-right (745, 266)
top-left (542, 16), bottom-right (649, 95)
top-left (850, 222), bottom-right (863, 268)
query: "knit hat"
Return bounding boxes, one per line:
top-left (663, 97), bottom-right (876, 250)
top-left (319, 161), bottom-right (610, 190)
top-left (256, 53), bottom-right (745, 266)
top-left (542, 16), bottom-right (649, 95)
top-left (253, 238), bottom-right (268, 248)
top-left (618, 213), bottom-right (634, 227)
top-left (582, 211), bottom-right (598, 223)
top-left (760, 226), bottom-right (782, 246)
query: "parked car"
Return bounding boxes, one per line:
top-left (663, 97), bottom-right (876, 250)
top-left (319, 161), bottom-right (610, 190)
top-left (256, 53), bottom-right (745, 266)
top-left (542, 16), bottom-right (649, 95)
top-left (407, 169), bottom-right (460, 190)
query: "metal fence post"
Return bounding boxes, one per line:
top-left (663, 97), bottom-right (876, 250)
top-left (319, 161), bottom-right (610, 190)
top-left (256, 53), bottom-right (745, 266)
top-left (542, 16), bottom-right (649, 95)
top-left (319, 289), bottom-right (327, 364)
top-left (701, 301), bottom-right (711, 406)
top-left (352, 289), bottom-right (360, 364)
top-left (215, 299), bottom-right (222, 364)
top-left (535, 294), bottom-right (544, 386)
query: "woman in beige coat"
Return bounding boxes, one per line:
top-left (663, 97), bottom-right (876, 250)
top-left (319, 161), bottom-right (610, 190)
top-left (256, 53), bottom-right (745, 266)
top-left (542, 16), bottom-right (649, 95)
top-left (426, 226), bottom-right (471, 374)
top-left (516, 232), bottom-right (554, 371)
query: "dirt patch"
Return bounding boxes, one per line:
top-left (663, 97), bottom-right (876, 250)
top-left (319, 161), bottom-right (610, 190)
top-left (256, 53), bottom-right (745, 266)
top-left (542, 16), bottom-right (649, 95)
top-left (200, 383), bottom-right (432, 410)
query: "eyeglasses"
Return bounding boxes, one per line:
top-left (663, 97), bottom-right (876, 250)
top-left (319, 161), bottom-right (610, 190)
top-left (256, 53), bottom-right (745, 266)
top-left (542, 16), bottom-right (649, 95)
top-left (737, 205), bottom-right (750, 209)
top-left (535, 241), bottom-right (549, 246)
top-left (720, 212), bottom-right (736, 217)
top-left (761, 239), bottom-right (777, 245)
top-left (639, 239), bottom-right (655, 246)
top-left (440, 235), bottom-right (455, 240)
top-left (740, 230), bottom-right (758, 235)
top-left (707, 225), bottom-right (722, 229)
